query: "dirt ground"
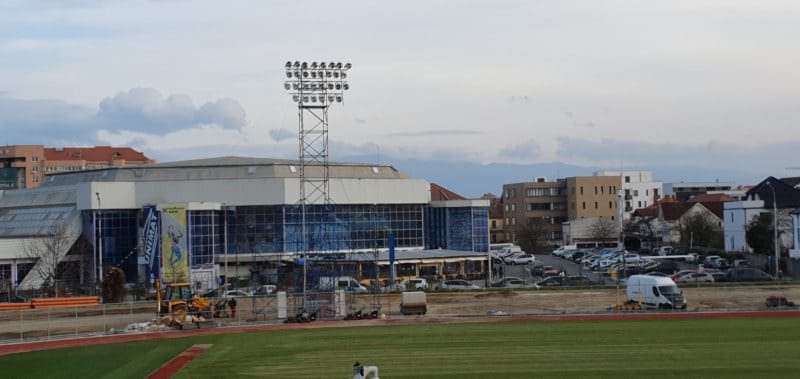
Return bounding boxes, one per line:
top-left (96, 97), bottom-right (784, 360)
top-left (2, 284), bottom-right (799, 343)
top-left (353, 284), bottom-right (800, 315)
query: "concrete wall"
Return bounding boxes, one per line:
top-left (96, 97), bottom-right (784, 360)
top-left (75, 177), bottom-right (431, 210)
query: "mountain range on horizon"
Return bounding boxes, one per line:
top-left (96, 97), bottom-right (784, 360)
top-left (339, 155), bottom-right (766, 199)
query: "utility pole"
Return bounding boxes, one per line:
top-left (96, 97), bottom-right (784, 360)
top-left (766, 181), bottom-right (780, 277)
top-left (95, 192), bottom-right (103, 284)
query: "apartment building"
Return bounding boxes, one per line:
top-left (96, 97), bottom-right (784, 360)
top-left (669, 181), bottom-right (735, 202)
top-left (566, 176), bottom-right (622, 220)
top-left (595, 170), bottom-right (662, 219)
top-left (502, 177), bottom-right (568, 248)
top-left (0, 145), bottom-right (154, 190)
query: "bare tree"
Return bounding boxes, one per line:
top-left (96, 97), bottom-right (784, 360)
top-left (23, 223), bottom-right (75, 296)
top-left (679, 212), bottom-right (723, 250)
top-left (516, 217), bottom-right (550, 253)
top-left (589, 217), bottom-right (618, 241)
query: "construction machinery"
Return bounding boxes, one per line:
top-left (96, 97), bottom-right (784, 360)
top-left (155, 280), bottom-right (212, 329)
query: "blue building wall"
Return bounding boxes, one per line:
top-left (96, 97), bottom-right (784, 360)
top-left (425, 207), bottom-right (489, 252)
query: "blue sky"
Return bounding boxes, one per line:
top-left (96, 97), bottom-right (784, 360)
top-left (2, 0), bottom-right (800, 182)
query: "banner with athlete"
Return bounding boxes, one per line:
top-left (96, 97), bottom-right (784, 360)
top-left (159, 204), bottom-right (189, 283)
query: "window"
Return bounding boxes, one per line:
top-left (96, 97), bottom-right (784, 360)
top-left (31, 156), bottom-right (39, 162)
top-left (582, 202), bottom-right (586, 209)
top-left (594, 186), bottom-right (598, 195)
top-left (601, 186), bottom-right (604, 194)
top-left (594, 202), bottom-right (598, 209)
top-left (511, 204), bottom-right (516, 211)
top-left (611, 216), bottom-right (615, 221)
top-left (505, 204), bottom-right (509, 212)
top-left (551, 203), bottom-right (566, 211)
top-left (638, 201), bottom-right (642, 208)
top-left (625, 176), bottom-right (630, 183)
top-left (646, 189), bottom-right (649, 196)
top-left (730, 212), bottom-right (734, 223)
top-left (491, 220), bottom-right (497, 228)
top-left (633, 190), bottom-right (639, 196)
top-left (580, 187), bottom-right (584, 195)
top-left (609, 201), bottom-right (613, 209)
top-left (609, 186), bottom-right (613, 194)
top-left (527, 203), bottom-right (550, 211)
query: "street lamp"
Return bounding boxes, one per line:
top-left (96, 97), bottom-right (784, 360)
top-left (765, 181), bottom-right (780, 278)
top-left (95, 192), bottom-right (103, 283)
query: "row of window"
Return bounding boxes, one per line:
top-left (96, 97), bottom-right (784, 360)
top-left (576, 186), bottom-right (618, 195)
top-left (526, 187), bottom-right (565, 197)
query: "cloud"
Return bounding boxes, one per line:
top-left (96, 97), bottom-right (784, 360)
top-left (269, 128), bottom-right (295, 142)
top-left (97, 88), bottom-right (246, 134)
top-left (384, 129), bottom-right (486, 137)
top-left (555, 137), bottom-right (798, 174)
top-left (0, 89), bottom-right (247, 145)
top-left (498, 139), bottom-right (542, 161)
top-left (0, 95), bottom-right (96, 144)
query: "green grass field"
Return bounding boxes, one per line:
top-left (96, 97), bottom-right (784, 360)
top-left (3, 318), bottom-right (800, 378)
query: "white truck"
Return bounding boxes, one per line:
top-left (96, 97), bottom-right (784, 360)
top-left (626, 275), bottom-right (687, 309)
top-left (319, 276), bottom-right (368, 293)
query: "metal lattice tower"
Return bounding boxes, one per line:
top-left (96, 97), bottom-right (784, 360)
top-left (284, 60), bottom-right (351, 304)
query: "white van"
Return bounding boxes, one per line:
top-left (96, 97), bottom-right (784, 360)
top-left (626, 275), bottom-right (687, 309)
top-left (319, 276), bottom-right (368, 293)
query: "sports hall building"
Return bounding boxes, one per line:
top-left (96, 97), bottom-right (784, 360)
top-left (0, 157), bottom-right (489, 292)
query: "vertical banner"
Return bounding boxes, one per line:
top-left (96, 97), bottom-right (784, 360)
top-left (141, 205), bottom-right (161, 276)
top-left (160, 204), bottom-right (189, 283)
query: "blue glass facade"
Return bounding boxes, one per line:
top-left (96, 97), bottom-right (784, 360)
top-left (184, 204), bottom-right (426, 262)
top-left (425, 207), bottom-right (489, 252)
top-left (85, 210), bottom-right (140, 282)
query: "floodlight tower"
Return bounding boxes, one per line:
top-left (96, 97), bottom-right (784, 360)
top-left (284, 60), bottom-right (352, 302)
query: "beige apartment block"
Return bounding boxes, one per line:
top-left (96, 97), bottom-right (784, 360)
top-left (567, 176), bottom-right (622, 220)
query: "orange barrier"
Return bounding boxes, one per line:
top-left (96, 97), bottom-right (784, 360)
top-left (0, 303), bottom-right (32, 311)
top-left (30, 297), bottom-right (100, 309)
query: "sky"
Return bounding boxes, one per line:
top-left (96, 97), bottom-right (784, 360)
top-left (2, 0), bottom-right (800, 182)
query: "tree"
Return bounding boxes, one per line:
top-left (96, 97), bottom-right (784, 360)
top-left (745, 210), bottom-right (793, 255)
top-left (589, 217), bottom-right (618, 241)
top-left (746, 213), bottom-right (773, 255)
top-left (23, 223), bottom-right (75, 296)
top-left (679, 212), bottom-right (723, 250)
top-left (515, 217), bottom-right (550, 253)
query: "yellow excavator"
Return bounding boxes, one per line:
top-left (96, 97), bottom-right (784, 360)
top-left (155, 280), bottom-right (212, 329)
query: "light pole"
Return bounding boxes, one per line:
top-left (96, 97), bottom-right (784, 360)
top-left (283, 60), bottom-right (352, 307)
top-left (765, 181), bottom-right (780, 277)
top-left (95, 192), bottom-right (103, 283)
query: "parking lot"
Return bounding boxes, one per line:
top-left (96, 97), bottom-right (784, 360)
top-left (492, 252), bottom-right (701, 287)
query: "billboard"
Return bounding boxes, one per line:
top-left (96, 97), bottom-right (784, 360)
top-left (160, 204), bottom-right (189, 283)
top-left (141, 205), bottom-right (160, 276)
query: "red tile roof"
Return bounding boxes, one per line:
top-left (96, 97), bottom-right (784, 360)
top-left (687, 193), bottom-right (736, 203)
top-left (44, 146), bottom-right (153, 163)
top-left (660, 202), bottom-right (693, 221)
top-left (430, 183), bottom-right (466, 201)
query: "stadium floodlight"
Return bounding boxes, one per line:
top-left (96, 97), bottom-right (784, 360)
top-left (283, 58), bottom-right (352, 106)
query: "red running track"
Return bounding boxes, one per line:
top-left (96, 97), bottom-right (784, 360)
top-left (146, 344), bottom-right (212, 379)
top-left (2, 310), bottom-right (799, 358)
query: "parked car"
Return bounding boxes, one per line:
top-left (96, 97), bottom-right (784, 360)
top-left (570, 250), bottom-right (588, 262)
top-left (703, 269), bottom-right (728, 282)
top-left (224, 290), bottom-right (252, 297)
top-left (400, 278), bottom-right (429, 290)
top-left (674, 271), bottom-right (714, 284)
top-left (535, 276), bottom-right (565, 287)
top-left (508, 254), bottom-right (536, 265)
top-left (648, 260), bottom-right (680, 274)
top-left (253, 285), bottom-right (277, 296)
top-left (542, 266), bottom-right (561, 277)
top-left (492, 277), bottom-right (528, 288)
top-left (646, 271), bottom-right (669, 277)
top-left (438, 280), bottom-right (481, 290)
top-left (727, 268), bottom-right (774, 282)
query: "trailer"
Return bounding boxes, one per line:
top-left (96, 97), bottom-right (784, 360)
top-left (400, 291), bottom-right (427, 315)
